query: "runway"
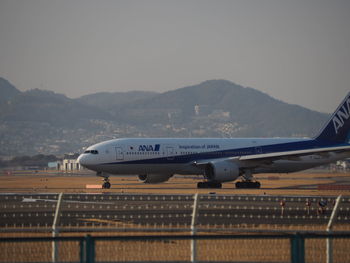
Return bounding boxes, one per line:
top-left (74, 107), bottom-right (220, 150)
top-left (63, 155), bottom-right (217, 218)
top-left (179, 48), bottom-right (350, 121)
top-left (1, 193), bottom-right (349, 231)
top-left (2, 171), bottom-right (350, 197)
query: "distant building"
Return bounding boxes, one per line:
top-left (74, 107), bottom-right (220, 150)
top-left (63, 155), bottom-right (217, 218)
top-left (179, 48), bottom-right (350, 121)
top-left (209, 109), bottom-right (231, 120)
top-left (194, 105), bottom-right (200, 115)
top-left (62, 158), bottom-right (81, 171)
top-left (48, 161), bottom-right (60, 170)
top-left (50, 153), bottom-right (83, 171)
top-left (193, 105), bottom-right (211, 116)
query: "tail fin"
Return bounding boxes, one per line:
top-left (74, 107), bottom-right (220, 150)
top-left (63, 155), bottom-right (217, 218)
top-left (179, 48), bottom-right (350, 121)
top-left (315, 92), bottom-right (350, 143)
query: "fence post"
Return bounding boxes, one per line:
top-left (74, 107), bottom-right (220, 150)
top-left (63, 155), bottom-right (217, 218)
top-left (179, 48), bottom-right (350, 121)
top-left (327, 195), bottom-right (342, 263)
top-left (191, 193), bottom-right (199, 263)
top-left (52, 192), bottom-right (63, 263)
top-left (291, 233), bottom-right (305, 263)
top-left (85, 235), bottom-right (95, 263)
top-left (80, 239), bottom-right (85, 263)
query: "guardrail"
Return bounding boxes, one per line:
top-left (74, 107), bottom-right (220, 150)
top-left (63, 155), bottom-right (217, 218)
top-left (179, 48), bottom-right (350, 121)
top-left (1, 233), bottom-right (350, 263)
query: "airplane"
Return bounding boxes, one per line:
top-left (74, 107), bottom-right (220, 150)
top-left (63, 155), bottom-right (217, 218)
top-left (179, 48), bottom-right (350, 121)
top-left (78, 92), bottom-right (350, 189)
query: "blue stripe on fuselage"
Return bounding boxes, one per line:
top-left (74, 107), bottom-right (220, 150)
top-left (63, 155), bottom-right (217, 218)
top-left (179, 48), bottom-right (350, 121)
top-left (101, 139), bottom-right (343, 166)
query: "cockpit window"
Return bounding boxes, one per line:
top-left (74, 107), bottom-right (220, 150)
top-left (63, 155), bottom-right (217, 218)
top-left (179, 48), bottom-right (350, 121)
top-left (84, 150), bottom-right (99, 154)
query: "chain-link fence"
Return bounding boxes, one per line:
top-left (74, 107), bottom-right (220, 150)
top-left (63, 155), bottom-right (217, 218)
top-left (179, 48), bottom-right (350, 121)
top-left (1, 193), bottom-right (350, 262)
top-left (1, 193), bottom-right (350, 233)
top-left (1, 233), bottom-right (350, 263)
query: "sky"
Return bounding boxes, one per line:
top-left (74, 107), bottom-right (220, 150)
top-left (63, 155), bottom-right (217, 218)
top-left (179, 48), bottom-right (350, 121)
top-left (0, 0), bottom-right (349, 113)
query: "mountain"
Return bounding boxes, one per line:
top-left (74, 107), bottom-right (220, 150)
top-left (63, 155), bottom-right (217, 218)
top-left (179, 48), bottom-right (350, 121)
top-left (78, 91), bottom-right (158, 112)
top-left (115, 80), bottom-right (327, 137)
top-left (0, 77), bottom-right (21, 104)
top-left (0, 80), bottom-right (115, 156)
top-left (0, 78), bottom-right (329, 157)
top-left (0, 88), bottom-right (110, 126)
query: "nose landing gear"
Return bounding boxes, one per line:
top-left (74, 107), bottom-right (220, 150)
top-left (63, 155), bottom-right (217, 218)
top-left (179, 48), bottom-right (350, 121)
top-left (102, 178), bottom-right (111, 189)
top-left (97, 172), bottom-right (111, 189)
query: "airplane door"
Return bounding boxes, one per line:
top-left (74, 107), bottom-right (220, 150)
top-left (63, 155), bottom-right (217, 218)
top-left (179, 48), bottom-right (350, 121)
top-left (166, 146), bottom-right (175, 160)
top-left (115, 147), bottom-right (124, 160)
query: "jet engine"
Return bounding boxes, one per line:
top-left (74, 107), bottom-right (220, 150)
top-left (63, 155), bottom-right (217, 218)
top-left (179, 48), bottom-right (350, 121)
top-left (205, 160), bottom-right (240, 182)
top-left (138, 174), bottom-right (173, 184)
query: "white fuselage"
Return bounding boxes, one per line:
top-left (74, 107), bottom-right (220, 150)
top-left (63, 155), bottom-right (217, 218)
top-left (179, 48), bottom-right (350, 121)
top-left (77, 137), bottom-right (349, 176)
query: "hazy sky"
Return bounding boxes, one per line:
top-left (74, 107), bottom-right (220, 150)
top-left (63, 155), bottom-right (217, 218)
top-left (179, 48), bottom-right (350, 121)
top-left (0, 0), bottom-right (349, 113)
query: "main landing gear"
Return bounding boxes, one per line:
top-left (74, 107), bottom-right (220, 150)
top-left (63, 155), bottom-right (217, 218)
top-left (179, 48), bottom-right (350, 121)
top-left (196, 180), bottom-right (261, 189)
top-left (235, 170), bottom-right (261, 189)
top-left (197, 181), bottom-right (222, 189)
top-left (97, 172), bottom-right (111, 189)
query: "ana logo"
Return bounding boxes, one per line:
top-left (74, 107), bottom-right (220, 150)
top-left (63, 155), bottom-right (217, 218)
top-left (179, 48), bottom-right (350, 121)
top-left (333, 98), bottom-right (350, 134)
top-left (138, 144), bottom-right (160, 151)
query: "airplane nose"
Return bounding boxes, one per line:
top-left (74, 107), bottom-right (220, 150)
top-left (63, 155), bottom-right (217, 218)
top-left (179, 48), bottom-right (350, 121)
top-left (77, 154), bottom-right (87, 166)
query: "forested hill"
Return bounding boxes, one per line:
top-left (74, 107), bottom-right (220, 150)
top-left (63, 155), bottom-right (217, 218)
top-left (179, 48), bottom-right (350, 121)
top-left (0, 77), bottom-right (328, 156)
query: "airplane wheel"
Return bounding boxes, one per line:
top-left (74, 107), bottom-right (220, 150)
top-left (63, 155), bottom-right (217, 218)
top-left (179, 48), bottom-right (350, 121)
top-left (197, 182), bottom-right (206, 188)
top-left (197, 182), bottom-right (222, 189)
top-left (102, 182), bottom-right (111, 189)
top-left (235, 181), bottom-right (261, 189)
top-left (210, 182), bottom-right (222, 188)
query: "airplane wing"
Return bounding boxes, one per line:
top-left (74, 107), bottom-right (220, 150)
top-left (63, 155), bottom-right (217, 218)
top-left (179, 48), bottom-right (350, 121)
top-left (236, 145), bottom-right (350, 161)
top-left (192, 145), bottom-right (350, 169)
